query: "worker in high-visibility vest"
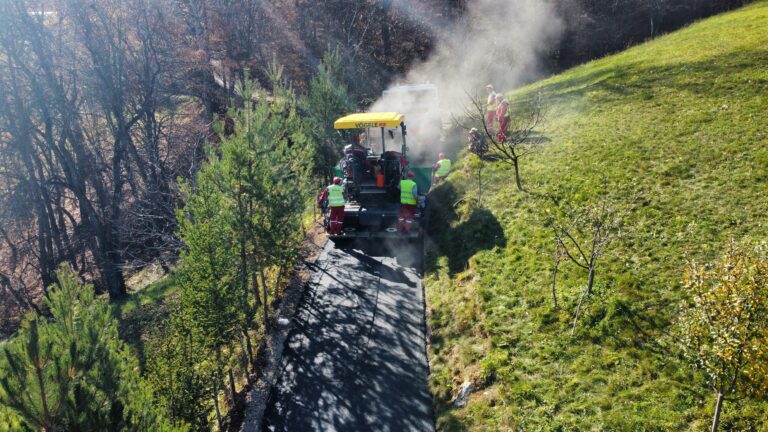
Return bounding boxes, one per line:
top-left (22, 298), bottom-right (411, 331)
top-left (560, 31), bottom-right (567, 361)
top-left (432, 152), bottom-right (452, 185)
top-left (485, 85), bottom-right (498, 129)
top-left (399, 171), bottom-right (419, 233)
top-left (495, 96), bottom-right (510, 143)
top-left (320, 177), bottom-right (346, 235)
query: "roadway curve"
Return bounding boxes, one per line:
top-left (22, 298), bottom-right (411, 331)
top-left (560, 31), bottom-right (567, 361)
top-left (263, 239), bottom-right (434, 432)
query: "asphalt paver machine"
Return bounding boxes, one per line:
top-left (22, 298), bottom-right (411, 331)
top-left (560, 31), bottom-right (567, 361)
top-left (328, 112), bottom-right (432, 239)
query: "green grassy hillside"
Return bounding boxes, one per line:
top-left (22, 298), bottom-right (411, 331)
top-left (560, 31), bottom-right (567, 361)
top-left (425, 2), bottom-right (768, 430)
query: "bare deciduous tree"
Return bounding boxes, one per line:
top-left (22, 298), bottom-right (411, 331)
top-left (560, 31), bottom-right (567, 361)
top-left (547, 186), bottom-right (622, 335)
top-left (0, 0), bottom-right (203, 302)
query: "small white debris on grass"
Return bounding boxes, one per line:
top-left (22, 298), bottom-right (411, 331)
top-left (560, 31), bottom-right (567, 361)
top-left (452, 381), bottom-right (474, 407)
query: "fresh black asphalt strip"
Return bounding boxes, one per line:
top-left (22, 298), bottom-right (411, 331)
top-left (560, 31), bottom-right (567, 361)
top-left (263, 239), bottom-right (435, 432)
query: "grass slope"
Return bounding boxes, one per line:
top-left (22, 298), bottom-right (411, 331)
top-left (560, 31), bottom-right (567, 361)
top-left (425, 2), bottom-right (768, 431)
top-left (112, 275), bottom-right (178, 365)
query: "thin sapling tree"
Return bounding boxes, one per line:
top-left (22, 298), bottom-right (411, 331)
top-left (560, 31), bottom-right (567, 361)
top-left (547, 188), bottom-right (622, 335)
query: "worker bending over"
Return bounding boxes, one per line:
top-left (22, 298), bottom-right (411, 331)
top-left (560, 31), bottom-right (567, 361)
top-left (468, 128), bottom-right (488, 156)
top-left (399, 171), bottom-right (418, 233)
top-left (317, 177), bottom-right (346, 235)
top-left (432, 152), bottom-right (451, 184)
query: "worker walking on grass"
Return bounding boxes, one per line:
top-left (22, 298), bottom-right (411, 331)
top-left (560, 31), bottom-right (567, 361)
top-left (317, 177), bottom-right (346, 235)
top-left (485, 85), bottom-right (497, 129)
top-left (399, 171), bottom-right (418, 233)
top-left (432, 152), bottom-right (451, 184)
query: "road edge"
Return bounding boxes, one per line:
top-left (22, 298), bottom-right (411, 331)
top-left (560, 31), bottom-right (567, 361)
top-left (239, 238), bottom-right (332, 432)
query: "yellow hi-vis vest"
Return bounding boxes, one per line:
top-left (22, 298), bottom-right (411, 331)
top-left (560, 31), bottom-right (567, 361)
top-left (436, 159), bottom-right (451, 177)
top-left (400, 179), bottom-right (417, 205)
top-left (487, 95), bottom-right (498, 112)
top-left (328, 184), bottom-right (345, 207)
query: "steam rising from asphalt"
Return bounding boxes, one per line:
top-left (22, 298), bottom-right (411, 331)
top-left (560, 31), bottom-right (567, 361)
top-left (369, 0), bottom-right (563, 160)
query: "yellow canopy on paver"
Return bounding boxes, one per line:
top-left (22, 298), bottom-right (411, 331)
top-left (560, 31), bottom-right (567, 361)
top-left (333, 112), bottom-right (405, 130)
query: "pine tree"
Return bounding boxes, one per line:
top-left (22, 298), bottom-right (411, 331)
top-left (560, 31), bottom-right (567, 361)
top-left (146, 314), bottom-right (213, 431)
top-left (0, 267), bottom-right (181, 432)
top-left (145, 64), bottom-right (315, 430)
top-left (0, 405), bottom-right (27, 432)
top-left (175, 161), bottom-right (243, 429)
top-left (223, 67), bottom-right (311, 333)
top-left (254, 64), bottom-right (312, 313)
top-left (303, 48), bottom-right (356, 183)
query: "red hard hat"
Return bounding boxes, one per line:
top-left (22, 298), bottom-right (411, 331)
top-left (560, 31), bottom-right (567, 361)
top-left (407, 171), bottom-right (415, 178)
top-left (439, 152), bottom-right (445, 159)
top-left (333, 177), bottom-right (342, 184)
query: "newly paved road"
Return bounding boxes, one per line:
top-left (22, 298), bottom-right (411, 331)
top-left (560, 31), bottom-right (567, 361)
top-left (263, 240), bottom-right (434, 432)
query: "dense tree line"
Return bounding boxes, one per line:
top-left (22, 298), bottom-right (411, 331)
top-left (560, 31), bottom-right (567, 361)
top-left (0, 0), bottom-right (203, 311)
top-left (0, 0), bottom-right (752, 319)
top-left (555, 0), bottom-right (753, 69)
top-left (0, 51), bottom-right (350, 431)
top-left (145, 69), bottom-right (315, 431)
top-left (0, 0), bottom-right (449, 322)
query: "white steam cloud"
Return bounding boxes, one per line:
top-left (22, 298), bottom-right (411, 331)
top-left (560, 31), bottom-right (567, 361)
top-left (369, 0), bottom-right (563, 162)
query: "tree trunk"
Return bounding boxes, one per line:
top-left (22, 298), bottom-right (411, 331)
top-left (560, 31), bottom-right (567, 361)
top-left (252, 267), bottom-right (262, 306)
top-left (711, 392), bottom-right (724, 432)
top-left (32, 332), bottom-right (52, 431)
top-left (102, 237), bottom-right (127, 299)
top-left (260, 269), bottom-right (269, 331)
top-left (551, 246), bottom-right (560, 309)
top-left (102, 86), bottom-right (130, 299)
top-left (513, 157), bottom-right (524, 192)
top-left (571, 288), bottom-right (587, 336)
top-left (650, 15), bottom-right (654, 37)
top-left (211, 376), bottom-right (222, 430)
top-left (34, 199), bottom-right (56, 292)
top-left (228, 367), bottom-right (237, 404)
top-left (477, 159), bottom-right (483, 205)
top-left (54, 203), bottom-right (78, 272)
top-left (571, 266), bottom-right (596, 335)
top-left (35, 368), bottom-right (52, 432)
top-left (241, 331), bottom-right (254, 381)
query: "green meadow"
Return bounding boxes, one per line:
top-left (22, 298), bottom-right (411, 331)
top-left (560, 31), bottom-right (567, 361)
top-left (425, 2), bottom-right (768, 430)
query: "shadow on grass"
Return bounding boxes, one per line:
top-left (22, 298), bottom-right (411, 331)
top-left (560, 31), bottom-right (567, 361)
top-left (112, 275), bottom-right (177, 368)
top-left (522, 130), bottom-right (552, 145)
top-left (433, 409), bottom-right (472, 432)
top-left (425, 182), bottom-right (506, 275)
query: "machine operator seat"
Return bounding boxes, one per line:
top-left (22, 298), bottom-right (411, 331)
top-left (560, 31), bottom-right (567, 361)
top-left (381, 151), bottom-right (406, 200)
